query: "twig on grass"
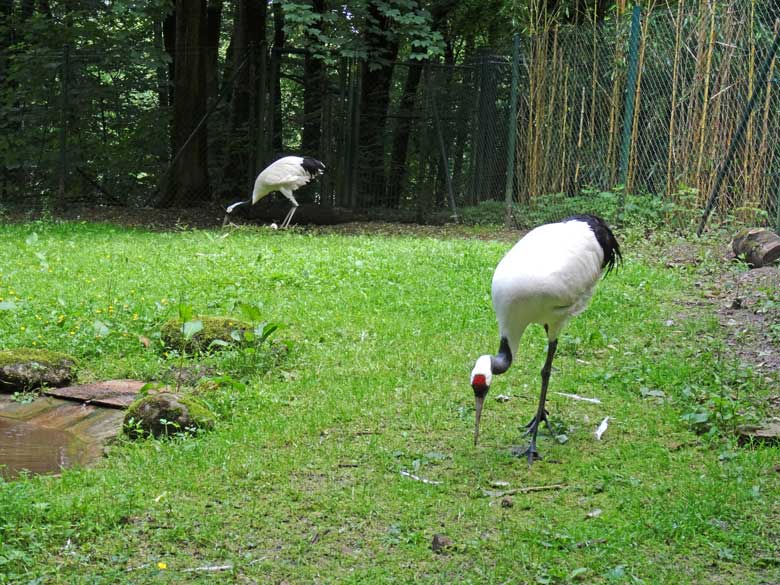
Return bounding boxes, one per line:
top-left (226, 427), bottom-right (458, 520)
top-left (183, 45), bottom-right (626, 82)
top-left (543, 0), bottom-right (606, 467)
top-left (400, 470), bottom-right (442, 485)
top-left (182, 564), bottom-right (234, 573)
top-left (553, 392), bottom-right (602, 404)
top-left (483, 483), bottom-right (567, 498)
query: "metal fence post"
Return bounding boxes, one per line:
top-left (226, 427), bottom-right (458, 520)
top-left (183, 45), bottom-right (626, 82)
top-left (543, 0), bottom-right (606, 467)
top-left (504, 33), bottom-right (520, 229)
top-left (697, 24), bottom-right (780, 236)
top-left (618, 6), bottom-right (641, 213)
top-left (776, 181), bottom-right (780, 234)
top-left (58, 43), bottom-right (71, 205)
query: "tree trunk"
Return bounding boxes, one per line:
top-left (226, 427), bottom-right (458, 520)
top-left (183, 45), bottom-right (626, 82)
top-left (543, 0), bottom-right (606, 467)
top-left (356, 1), bottom-right (399, 207)
top-left (271, 0), bottom-right (286, 154)
top-left (0, 1), bottom-right (13, 80)
top-left (20, 0), bottom-right (34, 19)
top-left (205, 0), bottom-right (223, 107)
top-left (222, 0), bottom-right (267, 196)
top-left (300, 0), bottom-right (326, 203)
top-left (386, 63), bottom-right (423, 207)
top-left (732, 228), bottom-right (780, 267)
top-left (162, 5), bottom-right (176, 108)
top-left (382, 0), bottom-right (454, 208)
top-left (301, 0), bottom-right (326, 156)
top-left (159, 0), bottom-right (209, 207)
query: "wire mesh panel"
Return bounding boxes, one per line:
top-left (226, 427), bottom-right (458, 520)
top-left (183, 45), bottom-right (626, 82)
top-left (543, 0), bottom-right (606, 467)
top-left (270, 51), bottom-right (511, 215)
top-left (1, 44), bottom-right (171, 208)
top-left (1, 2), bottom-right (779, 230)
top-left (635, 0), bottom-right (780, 226)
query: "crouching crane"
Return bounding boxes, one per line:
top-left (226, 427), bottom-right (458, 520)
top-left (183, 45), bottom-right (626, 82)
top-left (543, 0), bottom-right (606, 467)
top-left (224, 156), bottom-right (326, 228)
top-left (470, 214), bottom-right (622, 464)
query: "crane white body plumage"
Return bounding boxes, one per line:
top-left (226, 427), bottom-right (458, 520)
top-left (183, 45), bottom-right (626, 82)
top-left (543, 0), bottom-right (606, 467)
top-left (491, 220), bottom-right (605, 355)
top-left (470, 214), bottom-right (621, 463)
top-left (224, 156), bottom-right (326, 227)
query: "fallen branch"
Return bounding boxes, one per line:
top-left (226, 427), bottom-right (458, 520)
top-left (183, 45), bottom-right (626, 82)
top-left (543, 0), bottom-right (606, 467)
top-left (553, 392), bottom-right (602, 404)
top-left (182, 564), bottom-right (233, 573)
top-left (400, 470), bottom-right (442, 485)
top-left (483, 483), bottom-right (567, 498)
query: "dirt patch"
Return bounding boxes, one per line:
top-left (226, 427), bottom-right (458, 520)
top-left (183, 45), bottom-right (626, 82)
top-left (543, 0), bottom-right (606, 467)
top-left (660, 235), bottom-right (780, 380)
top-left (2, 204), bottom-right (521, 241)
top-left (716, 266), bottom-right (780, 378)
top-left (3, 204), bottom-right (228, 231)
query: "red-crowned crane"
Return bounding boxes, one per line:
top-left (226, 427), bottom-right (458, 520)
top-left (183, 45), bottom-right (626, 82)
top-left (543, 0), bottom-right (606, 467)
top-left (223, 156), bottom-right (326, 228)
top-left (470, 214), bottom-right (622, 464)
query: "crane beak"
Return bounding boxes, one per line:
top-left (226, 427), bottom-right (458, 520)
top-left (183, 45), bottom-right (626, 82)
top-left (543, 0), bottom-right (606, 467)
top-left (474, 394), bottom-right (485, 446)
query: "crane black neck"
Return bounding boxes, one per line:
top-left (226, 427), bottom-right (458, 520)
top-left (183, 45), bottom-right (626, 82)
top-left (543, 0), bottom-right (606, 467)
top-left (490, 337), bottom-right (512, 375)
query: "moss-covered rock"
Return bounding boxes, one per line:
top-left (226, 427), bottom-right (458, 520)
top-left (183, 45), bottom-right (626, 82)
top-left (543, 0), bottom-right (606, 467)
top-left (160, 316), bottom-right (252, 352)
top-left (0, 348), bottom-right (76, 392)
top-left (123, 392), bottom-right (215, 438)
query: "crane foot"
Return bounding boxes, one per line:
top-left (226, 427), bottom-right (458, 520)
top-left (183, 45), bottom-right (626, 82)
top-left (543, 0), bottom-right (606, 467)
top-left (510, 441), bottom-right (542, 465)
top-left (522, 409), bottom-right (560, 437)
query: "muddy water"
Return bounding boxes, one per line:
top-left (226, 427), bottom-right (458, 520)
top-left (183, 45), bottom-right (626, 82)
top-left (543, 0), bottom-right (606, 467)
top-left (0, 417), bottom-right (86, 479)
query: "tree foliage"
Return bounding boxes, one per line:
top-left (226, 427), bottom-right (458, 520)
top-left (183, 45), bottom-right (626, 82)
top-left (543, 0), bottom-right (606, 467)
top-left (0, 0), bottom-right (626, 211)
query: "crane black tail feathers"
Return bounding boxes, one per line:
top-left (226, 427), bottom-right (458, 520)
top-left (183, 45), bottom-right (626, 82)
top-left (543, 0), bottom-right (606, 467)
top-left (563, 214), bottom-right (622, 275)
top-left (301, 157), bottom-right (326, 177)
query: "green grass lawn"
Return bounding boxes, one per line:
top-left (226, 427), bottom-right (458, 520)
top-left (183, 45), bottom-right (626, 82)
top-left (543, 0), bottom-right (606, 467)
top-left (0, 220), bottom-right (778, 584)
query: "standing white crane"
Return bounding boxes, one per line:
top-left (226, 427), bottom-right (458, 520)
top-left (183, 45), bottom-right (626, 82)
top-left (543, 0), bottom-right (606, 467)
top-left (470, 214), bottom-right (622, 464)
top-left (223, 156), bottom-right (326, 228)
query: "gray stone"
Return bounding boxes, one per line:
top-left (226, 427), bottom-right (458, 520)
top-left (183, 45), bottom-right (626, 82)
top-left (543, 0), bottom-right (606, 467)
top-left (0, 348), bottom-right (76, 392)
top-left (123, 392), bottom-right (215, 438)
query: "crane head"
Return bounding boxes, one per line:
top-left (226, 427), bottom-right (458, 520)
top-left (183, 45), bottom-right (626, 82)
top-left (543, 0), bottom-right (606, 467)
top-left (470, 355), bottom-right (493, 446)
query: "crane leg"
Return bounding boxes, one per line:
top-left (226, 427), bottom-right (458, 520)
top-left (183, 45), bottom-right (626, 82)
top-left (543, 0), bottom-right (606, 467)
top-left (280, 204), bottom-right (298, 229)
top-left (511, 339), bottom-right (558, 464)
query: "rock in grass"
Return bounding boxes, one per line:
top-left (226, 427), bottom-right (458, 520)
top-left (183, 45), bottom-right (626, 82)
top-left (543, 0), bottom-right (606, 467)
top-left (160, 316), bottom-right (252, 352)
top-left (737, 423), bottom-right (780, 446)
top-left (0, 348), bottom-right (76, 392)
top-left (123, 392), bottom-right (215, 438)
top-left (431, 534), bottom-right (453, 553)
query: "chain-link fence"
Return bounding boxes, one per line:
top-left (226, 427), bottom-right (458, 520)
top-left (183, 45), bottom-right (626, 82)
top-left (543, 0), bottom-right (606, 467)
top-left (511, 1), bottom-right (780, 230)
top-left (1, 3), bottom-right (779, 231)
top-left (263, 49), bottom-right (513, 220)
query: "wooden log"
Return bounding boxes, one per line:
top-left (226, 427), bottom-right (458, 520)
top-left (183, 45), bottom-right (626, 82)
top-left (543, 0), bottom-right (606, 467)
top-left (731, 228), bottom-right (780, 267)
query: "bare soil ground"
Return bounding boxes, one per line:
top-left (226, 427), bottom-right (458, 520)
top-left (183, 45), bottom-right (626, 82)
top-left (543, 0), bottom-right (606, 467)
top-left (2, 203), bottom-right (519, 240)
top-left (662, 235), bottom-right (780, 382)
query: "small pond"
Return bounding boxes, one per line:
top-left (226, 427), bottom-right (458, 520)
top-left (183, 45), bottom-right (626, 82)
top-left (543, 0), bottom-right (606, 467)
top-left (0, 416), bottom-right (86, 479)
top-left (0, 392), bottom-right (127, 481)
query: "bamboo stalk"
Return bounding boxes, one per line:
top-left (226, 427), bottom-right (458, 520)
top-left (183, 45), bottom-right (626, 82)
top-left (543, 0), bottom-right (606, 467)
top-left (606, 10), bottom-right (625, 183)
top-left (589, 0), bottom-right (599, 142)
top-left (711, 6), bottom-right (741, 212)
top-left (627, 4), bottom-right (651, 193)
top-left (544, 28), bottom-right (561, 193)
top-left (755, 19), bottom-right (779, 215)
top-left (695, 2), bottom-right (717, 200)
top-left (526, 31), bottom-right (546, 202)
top-left (685, 0), bottom-right (710, 199)
top-left (743, 0), bottom-right (756, 201)
top-left (560, 62), bottom-right (570, 194)
top-left (575, 85), bottom-right (586, 188)
top-left (666, 0), bottom-right (685, 199)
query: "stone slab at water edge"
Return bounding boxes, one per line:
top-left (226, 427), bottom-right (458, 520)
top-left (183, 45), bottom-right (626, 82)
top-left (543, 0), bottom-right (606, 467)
top-left (0, 348), bottom-right (76, 392)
